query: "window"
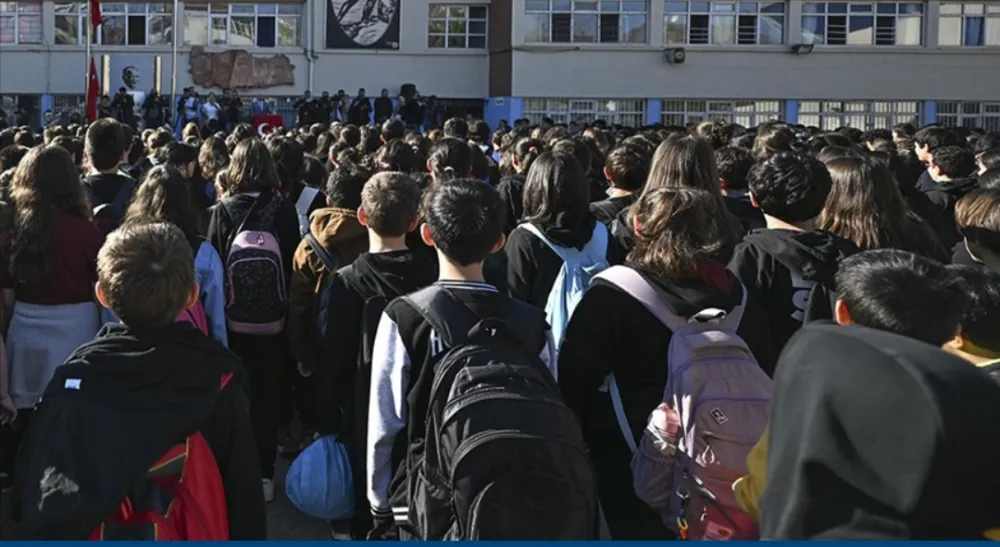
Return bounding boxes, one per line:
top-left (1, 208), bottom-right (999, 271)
top-left (661, 99), bottom-right (782, 126)
top-left (663, 1), bottom-right (784, 45)
top-left (938, 3), bottom-right (1000, 47)
top-left (524, 0), bottom-right (648, 44)
top-left (937, 101), bottom-right (1000, 132)
top-left (801, 2), bottom-right (923, 46)
top-left (54, 2), bottom-right (172, 45)
top-left (428, 4), bottom-right (487, 48)
top-left (184, 3), bottom-right (301, 47)
top-left (798, 101), bottom-right (920, 129)
top-left (0, 1), bottom-right (42, 44)
top-left (522, 98), bottom-right (647, 126)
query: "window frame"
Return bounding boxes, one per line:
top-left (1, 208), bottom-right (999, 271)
top-left (797, 100), bottom-right (922, 130)
top-left (427, 4), bottom-right (488, 49)
top-left (0, 1), bottom-right (43, 45)
top-left (524, 0), bottom-right (650, 45)
top-left (663, 1), bottom-right (786, 46)
top-left (183, 2), bottom-right (301, 48)
top-left (522, 97), bottom-right (648, 127)
top-left (660, 99), bottom-right (783, 127)
top-left (937, 3), bottom-right (1000, 48)
top-left (800, 1), bottom-right (925, 47)
top-left (937, 101), bottom-right (1000, 132)
top-left (53, 2), bottom-right (173, 46)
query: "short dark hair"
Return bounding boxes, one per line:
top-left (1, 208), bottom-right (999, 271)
top-left (443, 117), bottom-right (469, 140)
top-left (914, 126), bottom-right (962, 151)
top-left (892, 122), bottom-right (917, 138)
top-left (748, 151), bottom-right (832, 222)
top-left (98, 221), bottom-right (195, 328)
top-left (551, 138), bottom-right (592, 176)
top-left (715, 146), bottom-right (754, 192)
top-left (836, 249), bottom-right (965, 346)
top-left (325, 165), bottom-right (368, 210)
top-left (422, 178), bottom-right (504, 266)
top-left (956, 189), bottom-right (1000, 259)
top-left (85, 118), bottom-right (126, 171)
top-left (381, 118), bottom-right (405, 141)
top-left (977, 148), bottom-right (1000, 172)
top-left (605, 143), bottom-right (651, 192)
top-left (949, 265), bottom-right (1000, 353)
top-left (522, 151), bottom-right (590, 224)
top-left (979, 168), bottom-right (1000, 191)
top-left (361, 171), bottom-right (421, 237)
top-left (931, 146), bottom-right (976, 179)
top-left (470, 119), bottom-right (490, 143)
top-left (973, 132), bottom-right (1000, 155)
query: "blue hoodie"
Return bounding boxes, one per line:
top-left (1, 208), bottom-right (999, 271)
top-left (101, 241), bottom-right (228, 347)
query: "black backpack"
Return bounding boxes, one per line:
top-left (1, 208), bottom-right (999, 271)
top-left (91, 181), bottom-right (135, 236)
top-left (402, 287), bottom-right (598, 540)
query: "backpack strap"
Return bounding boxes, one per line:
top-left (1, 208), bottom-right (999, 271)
top-left (295, 187), bottom-right (320, 237)
top-left (224, 192), bottom-right (271, 254)
top-left (305, 232), bottom-right (341, 272)
top-left (519, 223), bottom-right (567, 260)
top-left (221, 372), bottom-right (234, 390)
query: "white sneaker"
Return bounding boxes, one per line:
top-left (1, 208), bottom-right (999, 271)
top-left (262, 478), bottom-right (275, 503)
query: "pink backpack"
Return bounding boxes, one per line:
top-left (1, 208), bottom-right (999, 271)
top-left (223, 195), bottom-right (287, 335)
top-left (178, 302), bottom-right (209, 335)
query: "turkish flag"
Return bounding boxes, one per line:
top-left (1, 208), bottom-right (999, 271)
top-left (252, 114), bottom-right (284, 137)
top-left (90, 0), bottom-right (101, 27)
top-left (86, 58), bottom-right (100, 122)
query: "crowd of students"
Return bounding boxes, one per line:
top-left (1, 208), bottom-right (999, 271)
top-left (0, 112), bottom-right (999, 540)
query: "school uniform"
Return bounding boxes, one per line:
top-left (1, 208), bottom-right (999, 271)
top-left (495, 174), bottom-right (526, 235)
top-left (366, 281), bottom-right (555, 533)
top-left (590, 194), bottom-right (635, 227)
top-left (83, 172), bottom-right (136, 208)
top-left (725, 193), bottom-right (766, 235)
top-left (206, 191), bottom-right (300, 480)
top-left (727, 228), bottom-right (860, 354)
top-left (587, 176), bottom-right (609, 203)
top-left (558, 265), bottom-right (774, 539)
top-left (920, 176), bottom-right (978, 248)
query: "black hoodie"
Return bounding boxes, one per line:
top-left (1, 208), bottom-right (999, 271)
top-left (724, 194), bottom-right (766, 235)
top-left (763, 323), bottom-right (1000, 540)
top-left (13, 323), bottom-right (266, 540)
top-left (728, 228), bottom-right (860, 353)
top-left (590, 193), bottom-right (636, 227)
top-left (557, 266), bottom-right (774, 539)
top-left (83, 172), bottom-right (136, 209)
top-left (920, 176), bottom-right (979, 248)
top-left (496, 174), bottom-right (527, 236)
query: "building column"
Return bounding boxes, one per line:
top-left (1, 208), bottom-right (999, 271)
top-left (485, 97), bottom-right (522, 130)
top-left (784, 99), bottom-right (799, 125)
top-left (646, 98), bottom-right (662, 125)
top-left (923, 100), bottom-right (938, 126)
top-left (39, 94), bottom-right (54, 127)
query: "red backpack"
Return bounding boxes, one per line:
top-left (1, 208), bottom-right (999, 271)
top-left (89, 373), bottom-right (234, 541)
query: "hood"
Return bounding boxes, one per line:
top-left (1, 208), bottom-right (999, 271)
top-left (537, 211), bottom-right (598, 250)
top-left (938, 176), bottom-right (978, 196)
top-left (84, 173), bottom-right (135, 206)
top-left (744, 228), bottom-right (859, 283)
top-left (638, 262), bottom-right (740, 318)
top-left (352, 249), bottom-right (439, 297)
top-left (762, 323), bottom-right (1000, 540)
top-left (309, 207), bottom-right (367, 249)
top-left (15, 323), bottom-right (243, 539)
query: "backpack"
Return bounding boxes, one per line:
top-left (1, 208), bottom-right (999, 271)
top-left (177, 236), bottom-right (209, 336)
top-left (89, 373), bottom-right (235, 541)
top-left (519, 222), bottom-right (609, 353)
top-left (403, 287), bottom-right (598, 540)
top-left (224, 193), bottom-right (287, 335)
top-left (295, 187), bottom-right (320, 238)
top-left (596, 266), bottom-right (770, 541)
top-left (92, 182), bottom-right (134, 236)
top-left (305, 232), bottom-right (341, 273)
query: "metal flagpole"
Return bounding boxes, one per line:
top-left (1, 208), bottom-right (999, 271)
top-left (170, 0), bottom-right (178, 122)
top-left (85, 1), bottom-right (93, 120)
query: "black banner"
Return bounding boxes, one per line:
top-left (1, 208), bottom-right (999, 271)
top-left (326, 0), bottom-right (400, 50)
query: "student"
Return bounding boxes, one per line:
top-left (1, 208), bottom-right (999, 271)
top-left (425, 136), bottom-right (472, 182)
top-left (945, 265), bottom-right (1000, 380)
top-left (495, 136), bottom-right (544, 235)
top-left (752, 122), bottom-right (795, 160)
top-left (735, 249), bottom-right (972, 527)
top-left (819, 156), bottom-right (948, 261)
top-left (84, 118), bottom-right (136, 233)
top-left (12, 222), bottom-right (267, 540)
top-left (589, 143), bottom-right (650, 226)
top-left (268, 137), bottom-right (327, 235)
top-left (198, 136), bottom-right (229, 197)
top-left (921, 145), bottom-right (978, 248)
top-left (716, 145), bottom-right (765, 233)
top-left (122, 165), bottom-right (228, 346)
top-left (288, 165), bottom-right (369, 375)
top-left (728, 151), bottom-right (860, 352)
top-left (316, 172), bottom-right (436, 539)
top-left (366, 179), bottom-right (554, 540)
top-left (978, 148), bottom-right (1000, 175)
top-left (913, 125), bottom-right (962, 191)
top-left (373, 138), bottom-right (416, 173)
top-left (206, 138), bottom-right (300, 502)
top-left (551, 138), bottom-right (607, 203)
top-left (954, 189), bottom-right (1000, 270)
top-left (559, 187), bottom-right (774, 539)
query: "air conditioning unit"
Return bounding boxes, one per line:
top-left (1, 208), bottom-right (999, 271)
top-left (664, 48), bottom-right (686, 65)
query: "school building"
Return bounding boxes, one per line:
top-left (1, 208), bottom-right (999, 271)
top-left (1, 0), bottom-right (998, 130)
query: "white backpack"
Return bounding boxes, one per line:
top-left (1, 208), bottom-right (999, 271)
top-left (596, 266), bottom-right (770, 541)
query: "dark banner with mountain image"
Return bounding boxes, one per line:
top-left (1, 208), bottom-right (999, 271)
top-left (326, 0), bottom-right (400, 49)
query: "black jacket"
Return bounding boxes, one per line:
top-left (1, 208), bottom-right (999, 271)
top-left (83, 172), bottom-right (136, 209)
top-left (373, 97), bottom-right (394, 123)
top-left (495, 174), bottom-right (527, 236)
top-left (728, 228), bottom-right (860, 354)
top-left (558, 266), bottom-right (773, 539)
top-left (725, 194), bottom-right (766, 235)
top-left (590, 194), bottom-right (635, 227)
top-left (13, 323), bottom-right (266, 540)
top-left (920, 176), bottom-right (979, 247)
top-left (763, 323), bottom-right (1000, 539)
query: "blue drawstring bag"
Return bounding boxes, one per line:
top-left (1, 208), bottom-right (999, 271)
top-left (285, 435), bottom-right (356, 520)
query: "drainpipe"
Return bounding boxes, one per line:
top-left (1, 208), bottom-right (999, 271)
top-left (305, 0), bottom-right (315, 92)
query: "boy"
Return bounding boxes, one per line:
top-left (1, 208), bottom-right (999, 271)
top-left (945, 265), bottom-right (1000, 380)
top-left (716, 145), bottom-right (764, 234)
top-left (84, 118), bottom-right (135, 233)
top-left (922, 145), bottom-right (979, 247)
top-left (13, 222), bottom-right (265, 539)
top-left (590, 143), bottom-right (650, 226)
top-left (955, 189), bottom-right (1000, 271)
top-left (913, 125), bottom-right (962, 191)
top-left (315, 172), bottom-right (437, 539)
top-left (728, 151), bottom-right (860, 352)
top-left (366, 180), bottom-right (554, 539)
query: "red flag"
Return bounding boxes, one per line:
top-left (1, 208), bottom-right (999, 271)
top-left (252, 114), bottom-right (284, 137)
top-left (90, 0), bottom-right (101, 27)
top-left (86, 58), bottom-right (100, 122)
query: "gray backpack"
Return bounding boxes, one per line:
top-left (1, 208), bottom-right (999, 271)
top-left (596, 266), bottom-right (770, 541)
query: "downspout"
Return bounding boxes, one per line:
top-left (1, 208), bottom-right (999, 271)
top-left (305, 0), bottom-right (315, 92)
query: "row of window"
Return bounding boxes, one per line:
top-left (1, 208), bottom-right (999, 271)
top-left (524, 0), bottom-right (1000, 47)
top-left (520, 99), bottom-right (1000, 131)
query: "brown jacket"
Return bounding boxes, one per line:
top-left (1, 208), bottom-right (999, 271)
top-left (288, 207), bottom-right (368, 363)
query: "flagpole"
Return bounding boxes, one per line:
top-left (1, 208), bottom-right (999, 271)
top-left (170, 0), bottom-right (178, 122)
top-left (85, 2), bottom-right (92, 120)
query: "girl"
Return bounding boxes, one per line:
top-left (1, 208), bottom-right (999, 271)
top-left (124, 165), bottom-right (228, 346)
top-left (426, 137), bottom-right (472, 182)
top-left (752, 122), bottom-right (795, 160)
top-left (558, 187), bottom-right (774, 540)
top-left (495, 136), bottom-right (544, 235)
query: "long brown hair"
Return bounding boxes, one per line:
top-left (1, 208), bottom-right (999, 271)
top-left (818, 156), bottom-right (919, 251)
top-left (628, 187), bottom-right (730, 279)
top-left (9, 145), bottom-right (91, 280)
top-left (221, 138), bottom-right (280, 194)
top-left (125, 165), bottom-right (201, 239)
